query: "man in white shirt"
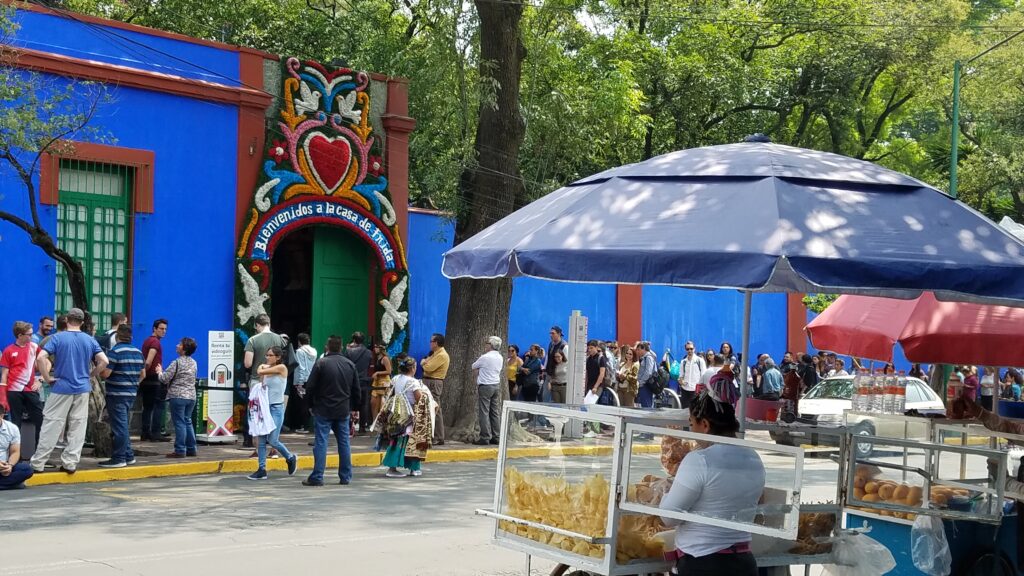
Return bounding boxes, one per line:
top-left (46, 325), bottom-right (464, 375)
top-left (472, 336), bottom-right (504, 446)
top-left (678, 340), bottom-right (706, 408)
top-left (0, 417), bottom-right (34, 489)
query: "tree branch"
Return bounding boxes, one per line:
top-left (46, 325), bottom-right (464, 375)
top-left (741, 29), bottom-right (810, 62)
top-left (703, 103), bottom-right (783, 131)
top-left (0, 149), bottom-right (43, 230)
top-left (861, 88), bottom-right (914, 157)
top-left (0, 207), bottom-right (34, 235)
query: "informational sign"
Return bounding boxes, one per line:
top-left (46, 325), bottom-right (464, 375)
top-left (200, 330), bottom-right (237, 443)
top-left (565, 311), bottom-right (588, 438)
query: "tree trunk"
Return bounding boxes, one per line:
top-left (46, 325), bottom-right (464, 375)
top-left (442, 0), bottom-right (527, 442)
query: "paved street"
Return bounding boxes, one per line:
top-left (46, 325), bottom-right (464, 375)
top-left (3, 460), bottom-right (555, 576)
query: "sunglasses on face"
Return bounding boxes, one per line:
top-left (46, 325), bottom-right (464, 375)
top-left (685, 348), bottom-right (694, 351)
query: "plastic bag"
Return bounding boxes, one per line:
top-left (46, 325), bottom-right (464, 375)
top-left (824, 533), bottom-right (896, 576)
top-left (911, 514), bottom-right (952, 576)
top-left (247, 382), bottom-right (276, 436)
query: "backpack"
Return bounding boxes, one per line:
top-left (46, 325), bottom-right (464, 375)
top-left (709, 372), bottom-right (739, 405)
top-left (646, 363), bottom-right (669, 395)
top-left (667, 353), bottom-right (681, 380)
top-left (601, 359), bottom-right (615, 390)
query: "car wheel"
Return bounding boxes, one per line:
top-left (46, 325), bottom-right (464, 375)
top-left (963, 552), bottom-right (1014, 576)
top-left (853, 422), bottom-right (875, 458)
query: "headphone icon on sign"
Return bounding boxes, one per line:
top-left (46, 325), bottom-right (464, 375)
top-left (210, 364), bottom-right (233, 385)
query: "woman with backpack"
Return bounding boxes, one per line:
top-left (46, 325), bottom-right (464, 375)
top-left (379, 355), bottom-right (436, 478)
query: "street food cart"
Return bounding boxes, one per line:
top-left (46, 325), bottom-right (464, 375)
top-left (477, 401), bottom-right (849, 576)
top-left (836, 411), bottom-right (1021, 575)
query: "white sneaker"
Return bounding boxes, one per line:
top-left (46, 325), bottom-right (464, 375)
top-left (582, 431), bottom-right (598, 439)
top-left (409, 469), bottom-right (423, 477)
top-left (385, 469), bottom-right (406, 478)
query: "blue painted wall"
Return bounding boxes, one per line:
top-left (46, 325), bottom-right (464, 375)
top-left (642, 287), bottom-right (788, 363)
top-left (406, 211), bottom-right (454, 362)
top-left (11, 9), bottom-right (240, 86)
top-left (405, 211), bottom-right (618, 362)
top-left (0, 13), bottom-right (240, 375)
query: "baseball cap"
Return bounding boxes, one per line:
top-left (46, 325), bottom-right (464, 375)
top-left (67, 308), bottom-right (85, 322)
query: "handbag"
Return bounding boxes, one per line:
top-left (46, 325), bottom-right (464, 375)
top-left (667, 353), bottom-right (681, 380)
top-left (247, 382), bottom-right (276, 436)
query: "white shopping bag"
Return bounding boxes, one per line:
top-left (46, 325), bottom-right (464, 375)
top-left (247, 382), bottom-right (276, 436)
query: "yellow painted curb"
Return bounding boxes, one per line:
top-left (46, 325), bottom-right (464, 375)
top-left (25, 443), bottom-right (660, 486)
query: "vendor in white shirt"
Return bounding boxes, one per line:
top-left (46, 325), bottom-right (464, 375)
top-left (660, 392), bottom-right (765, 575)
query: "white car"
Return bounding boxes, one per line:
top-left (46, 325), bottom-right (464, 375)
top-left (773, 376), bottom-right (945, 456)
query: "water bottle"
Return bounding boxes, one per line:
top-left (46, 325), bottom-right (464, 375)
top-left (883, 373), bottom-right (896, 414)
top-left (895, 370), bottom-right (907, 414)
top-left (859, 369), bottom-right (871, 412)
top-left (871, 371), bottom-right (884, 413)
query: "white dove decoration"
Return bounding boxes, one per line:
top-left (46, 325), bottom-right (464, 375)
top-left (294, 81), bottom-right (321, 116)
top-left (335, 91), bottom-right (362, 124)
top-left (379, 276), bottom-right (408, 345)
top-left (237, 263), bottom-right (269, 325)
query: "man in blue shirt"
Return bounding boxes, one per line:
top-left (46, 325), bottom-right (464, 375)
top-left (757, 357), bottom-right (783, 401)
top-left (98, 324), bottom-right (144, 468)
top-left (31, 308), bottom-right (108, 474)
top-left (30, 316), bottom-right (53, 345)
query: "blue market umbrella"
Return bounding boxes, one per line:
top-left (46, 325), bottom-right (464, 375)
top-left (442, 139), bottom-right (1024, 421)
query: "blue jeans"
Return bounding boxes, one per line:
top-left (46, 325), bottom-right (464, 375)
top-left (309, 414), bottom-right (352, 483)
top-left (105, 395), bottom-right (136, 463)
top-left (168, 398), bottom-right (197, 455)
top-left (257, 403), bottom-right (293, 469)
top-left (0, 462), bottom-right (34, 489)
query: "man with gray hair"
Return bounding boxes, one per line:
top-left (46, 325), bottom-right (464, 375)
top-left (472, 336), bottom-right (504, 446)
top-left (32, 308), bottom-right (108, 473)
top-left (757, 356), bottom-right (783, 401)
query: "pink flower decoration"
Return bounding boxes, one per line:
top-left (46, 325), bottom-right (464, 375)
top-left (368, 155), bottom-right (384, 177)
top-left (269, 140), bottom-right (288, 164)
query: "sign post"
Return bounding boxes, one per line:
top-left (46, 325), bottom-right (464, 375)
top-left (564, 310), bottom-right (588, 438)
top-left (198, 330), bottom-right (237, 444)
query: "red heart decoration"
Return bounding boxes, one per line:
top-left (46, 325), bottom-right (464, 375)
top-left (304, 133), bottom-right (352, 193)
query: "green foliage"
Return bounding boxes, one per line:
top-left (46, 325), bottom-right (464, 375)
top-left (803, 293), bottom-right (838, 314)
top-left (58, 0), bottom-right (1024, 222)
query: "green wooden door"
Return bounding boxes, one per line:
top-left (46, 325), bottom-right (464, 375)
top-left (311, 226), bottom-right (370, 349)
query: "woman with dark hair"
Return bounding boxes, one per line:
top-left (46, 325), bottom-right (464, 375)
top-left (518, 345), bottom-right (543, 402)
top-left (660, 392), bottom-right (765, 575)
top-left (370, 343), bottom-right (393, 422)
top-left (248, 346), bottom-right (298, 480)
top-left (703, 349), bottom-right (715, 369)
top-left (616, 345), bottom-right (639, 407)
top-left (548, 349), bottom-right (569, 403)
top-left (162, 337), bottom-right (199, 458)
top-left (719, 342), bottom-right (736, 368)
top-left (908, 363), bottom-right (926, 381)
top-left (380, 355), bottom-right (436, 478)
top-left (506, 345), bottom-right (523, 399)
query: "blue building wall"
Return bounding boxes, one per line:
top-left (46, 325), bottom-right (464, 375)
top-left (405, 211), bottom-right (618, 361)
top-left (642, 287), bottom-right (788, 363)
top-left (11, 9), bottom-right (240, 86)
top-left (0, 11), bottom-right (240, 375)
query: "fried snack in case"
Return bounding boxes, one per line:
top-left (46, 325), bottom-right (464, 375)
top-left (500, 467), bottom-right (668, 563)
top-left (660, 436), bottom-right (696, 477)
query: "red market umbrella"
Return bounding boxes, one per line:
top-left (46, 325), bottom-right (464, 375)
top-left (806, 292), bottom-right (1024, 366)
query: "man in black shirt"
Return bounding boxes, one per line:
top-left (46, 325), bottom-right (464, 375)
top-left (585, 339), bottom-right (607, 393)
top-left (342, 332), bottom-right (373, 433)
top-left (545, 326), bottom-right (567, 381)
top-left (303, 335), bottom-right (360, 487)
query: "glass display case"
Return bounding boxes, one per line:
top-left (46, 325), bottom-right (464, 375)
top-left (843, 433), bottom-right (1009, 524)
top-left (479, 401), bottom-right (814, 576)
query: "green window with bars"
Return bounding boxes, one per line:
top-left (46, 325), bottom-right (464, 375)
top-left (55, 160), bottom-right (133, 318)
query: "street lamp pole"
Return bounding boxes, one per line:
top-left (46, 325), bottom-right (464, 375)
top-left (948, 28), bottom-right (1024, 200)
top-left (949, 60), bottom-right (962, 199)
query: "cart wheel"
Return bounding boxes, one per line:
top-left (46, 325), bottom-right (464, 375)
top-left (853, 422), bottom-right (875, 458)
top-left (963, 551), bottom-right (1014, 576)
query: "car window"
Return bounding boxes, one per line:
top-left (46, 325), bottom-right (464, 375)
top-left (906, 381), bottom-right (925, 404)
top-left (805, 378), bottom-right (853, 400)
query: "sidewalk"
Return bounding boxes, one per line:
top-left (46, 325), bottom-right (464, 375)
top-left (25, 430), bottom-right (658, 486)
